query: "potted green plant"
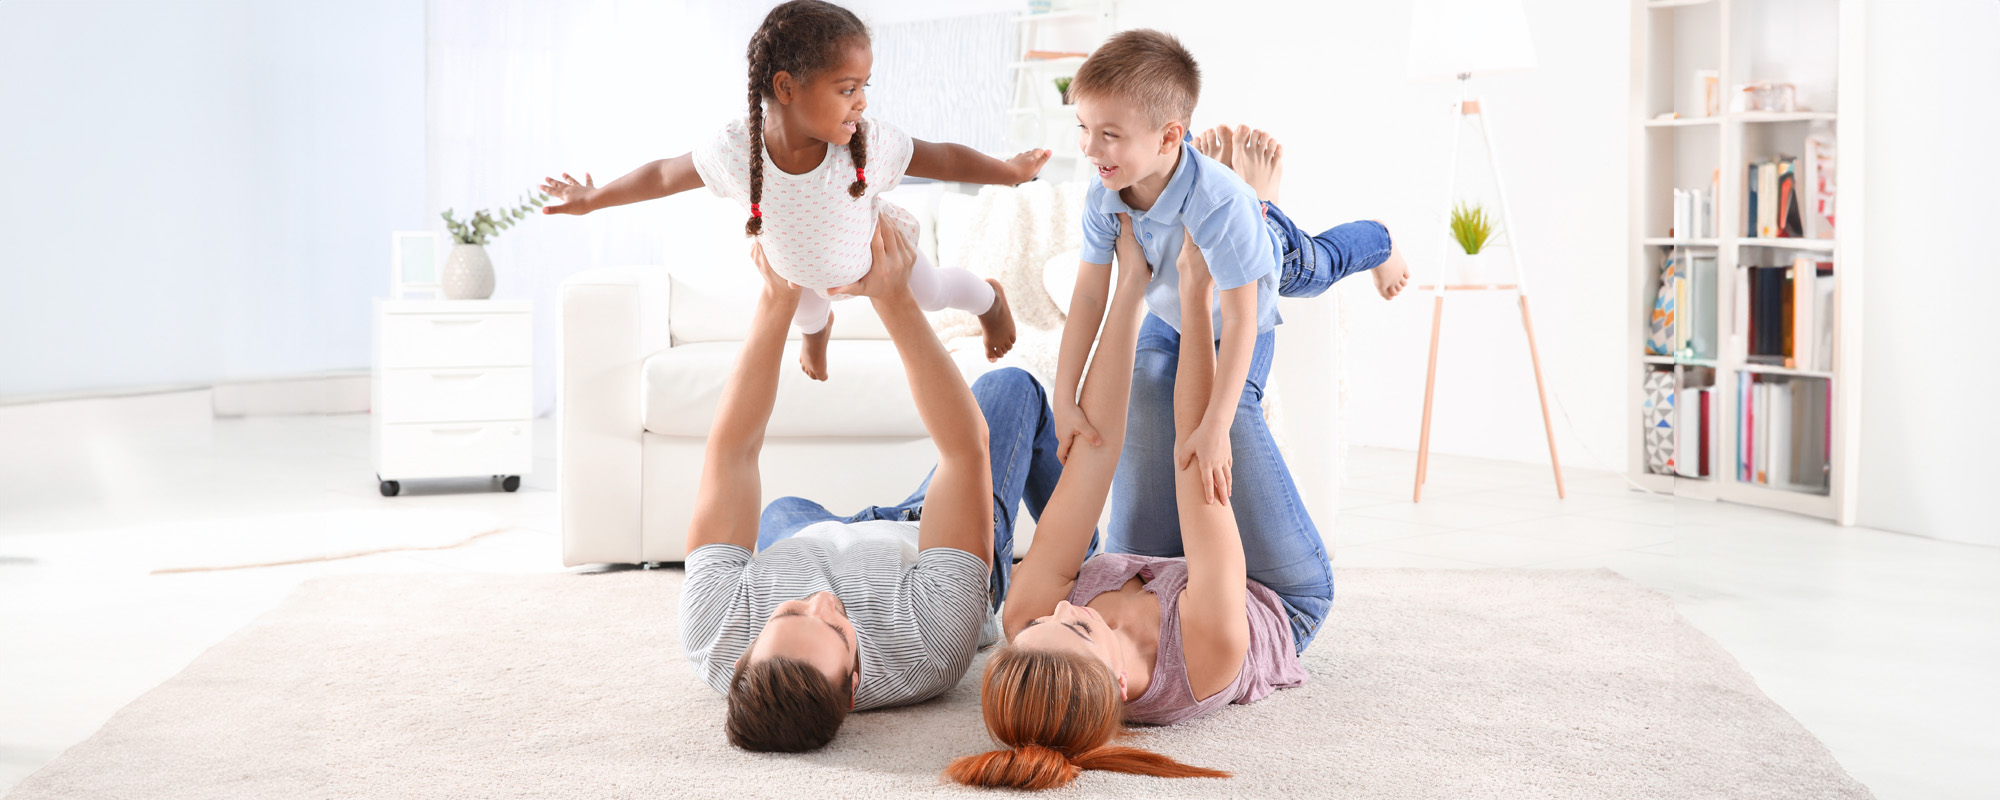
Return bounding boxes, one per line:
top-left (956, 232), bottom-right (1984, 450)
top-left (439, 192), bottom-right (547, 299)
top-left (1450, 201), bottom-right (1496, 255)
top-left (1054, 76), bottom-right (1074, 105)
top-left (1449, 201), bottom-right (1496, 280)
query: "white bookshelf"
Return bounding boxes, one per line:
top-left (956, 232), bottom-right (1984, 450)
top-left (1006, 2), bottom-right (1117, 184)
top-left (1625, 0), bottom-right (1864, 523)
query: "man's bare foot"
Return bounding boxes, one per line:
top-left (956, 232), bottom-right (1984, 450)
top-left (1370, 228), bottom-right (1411, 300)
top-left (800, 312), bottom-right (833, 381)
top-left (1193, 125), bottom-right (1233, 169)
top-left (978, 279), bottom-right (1017, 362)
top-left (1233, 126), bottom-right (1282, 204)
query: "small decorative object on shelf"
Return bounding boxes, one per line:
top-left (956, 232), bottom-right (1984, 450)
top-left (1733, 81), bottom-right (1798, 113)
top-left (1694, 69), bottom-right (1720, 117)
top-left (439, 192), bottom-right (548, 300)
top-left (1053, 75), bottom-right (1073, 104)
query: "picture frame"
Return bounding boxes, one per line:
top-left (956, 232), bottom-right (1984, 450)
top-left (391, 231), bottom-right (443, 299)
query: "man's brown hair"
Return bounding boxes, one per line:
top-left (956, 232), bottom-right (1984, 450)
top-left (1068, 29), bottom-right (1202, 129)
top-left (725, 656), bottom-right (851, 753)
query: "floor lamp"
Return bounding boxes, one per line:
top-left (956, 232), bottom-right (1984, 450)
top-left (1407, 0), bottom-right (1564, 502)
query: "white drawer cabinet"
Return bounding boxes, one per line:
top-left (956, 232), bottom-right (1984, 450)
top-left (372, 299), bottom-right (532, 495)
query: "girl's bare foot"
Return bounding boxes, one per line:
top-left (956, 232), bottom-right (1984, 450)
top-left (1233, 126), bottom-right (1283, 204)
top-left (978, 279), bottom-right (1017, 362)
top-left (800, 311), bottom-right (833, 381)
top-left (1193, 126), bottom-right (1233, 169)
top-left (1370, 229), bottom-right (1411, 300)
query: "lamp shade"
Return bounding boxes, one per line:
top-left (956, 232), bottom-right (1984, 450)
top-left (1407, 0), bottom-right (1538, 82)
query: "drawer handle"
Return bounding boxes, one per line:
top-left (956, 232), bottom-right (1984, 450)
top-left (430, 427), bottom-right (485, 436)
top-left (429, 318), bottom-right (485, 326)
top-left (430, 372), bottom-right (485, 381)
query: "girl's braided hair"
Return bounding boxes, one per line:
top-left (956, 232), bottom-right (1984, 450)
top-left (744, 0), bottom-right (871, 237)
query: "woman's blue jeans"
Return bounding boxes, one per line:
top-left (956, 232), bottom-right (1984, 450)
top-left (756, 367), bottom-right (1081, 612)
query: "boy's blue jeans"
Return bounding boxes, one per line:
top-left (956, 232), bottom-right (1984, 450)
top-left (1265, 203), bottom-right (1394, 299)
top-left (1104, 204), bottom-right (1387, 654)
top-left (757, 367), bottom-right (1082, 612)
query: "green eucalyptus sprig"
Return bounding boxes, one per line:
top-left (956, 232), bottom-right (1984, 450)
top-left (1054, 76), bottom-right (1073, 104)
top-left (442, 192), bottom-right (549, 246)
top-left (1449, 201), bottom-right (1496, 255)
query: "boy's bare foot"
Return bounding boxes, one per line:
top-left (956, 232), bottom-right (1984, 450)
top-left (978, 279), bottom-right (1017, 362)
top-left (1193, 126), bottom-right (1233, 169)
top-left (1370, 227), bottom-right (1411, 300)
top-left (800, 312), bottom-right (833, 381)
top-left (1233, 126), bottom-right (1283, 204)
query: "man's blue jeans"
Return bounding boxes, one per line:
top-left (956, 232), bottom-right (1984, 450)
top-left (1107, 313), bottom-right (1335, 654)
top-left (1266, 203), bottom-right (1394, 299)
top-left (756, 367), bottom-right (1080, 612)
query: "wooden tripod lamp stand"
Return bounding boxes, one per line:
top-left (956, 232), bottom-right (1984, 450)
top-left (1407, 0), bottom-right (1565, 502)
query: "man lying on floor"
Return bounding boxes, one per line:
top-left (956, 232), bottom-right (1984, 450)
top-left (678, 220), bottom-right (1073, 752)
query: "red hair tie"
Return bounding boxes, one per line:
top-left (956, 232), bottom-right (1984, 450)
top-left (855, 168), bottom-right (865, 183)
top-left (750, 203), bottom-right (761, 218)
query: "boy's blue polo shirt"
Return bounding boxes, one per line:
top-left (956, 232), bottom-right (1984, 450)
top-left (1077, 140), bottom-right (1283, 338)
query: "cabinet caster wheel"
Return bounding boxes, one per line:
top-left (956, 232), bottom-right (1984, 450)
top-left (502, 475), bottom-right (521, 492)
top-left (379, 479), bottom-right (401, 497)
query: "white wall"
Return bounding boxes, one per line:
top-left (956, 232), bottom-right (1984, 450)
top-left (1856, 0), bottom-right (2000, 544)
top-left (1116, 0), bottom-right (1636, 485)
top-left (0, 0), bottom-right (426, 399)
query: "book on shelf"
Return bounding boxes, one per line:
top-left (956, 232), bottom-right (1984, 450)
top-left (1670, 175), bottom-right (1720, 240)
top-left (1802, 122), bottom-right (1837, 239)
top-left (1789, 257), bottom-right (1837, 372)
top-left (1741, 258), bottom-right (1835, 369)
top-left (1747, 156), bottom-right (1806, 239)
top-left (1673, 384), bottom-right (1712, 478)
top-left (1687, 254), bottom-right (1717, 359)
top-left (1736, 373), bottom-right (1832, 491)
top-left (1812, 263), bottom-right (1835, 372)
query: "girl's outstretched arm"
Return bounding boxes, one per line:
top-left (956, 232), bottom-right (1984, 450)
top-left (907, 140), bottom-right (1049, 186)
top-left (541, 153), bottom-right (705, 215)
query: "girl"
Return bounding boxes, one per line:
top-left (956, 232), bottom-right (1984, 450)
top-left (541, 0), bottom-right (1047, 380)
top-left (943, 218), bottom-right (1322, 790)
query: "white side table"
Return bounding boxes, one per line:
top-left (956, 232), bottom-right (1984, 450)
top-left (371, 299), bottom-right (533, 496)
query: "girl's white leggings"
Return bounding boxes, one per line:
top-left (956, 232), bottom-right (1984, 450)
top-left (792, 249), bottom-right (994, 335)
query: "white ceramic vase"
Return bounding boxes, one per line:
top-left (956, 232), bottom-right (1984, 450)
top-left (442, 243), bottom-right (494, 300)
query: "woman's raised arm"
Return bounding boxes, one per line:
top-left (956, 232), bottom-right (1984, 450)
top-left (1000, 214), bottom-right (1153, 638)
top-left (1169, 231), bottom-right (1252, 701)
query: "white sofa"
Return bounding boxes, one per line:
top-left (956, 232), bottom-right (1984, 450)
top-left (558, 261), bottom-right (1030, 566)
top-left (557, 185), bottom-right (1038, 566)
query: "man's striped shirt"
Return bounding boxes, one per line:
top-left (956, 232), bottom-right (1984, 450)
top-left (679, 520), bottom-right (990, 710)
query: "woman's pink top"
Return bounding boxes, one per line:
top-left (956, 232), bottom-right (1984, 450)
top-left (1066, 553), bottom-right (1308, 725)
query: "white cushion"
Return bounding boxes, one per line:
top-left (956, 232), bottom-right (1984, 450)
top-left (667, 266), bottom-right (891, 344)
top-left (1042, 248), bottom-right (1081, 317)
top-left (641, 339), bottom-right (1003, 437)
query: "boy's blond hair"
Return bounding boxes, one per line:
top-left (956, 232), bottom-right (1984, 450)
top-left (1069, 29), bottom-right (1201, 129)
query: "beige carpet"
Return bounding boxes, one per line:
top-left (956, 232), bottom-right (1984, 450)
top-left (6, 568), bottom-right (1873, 799)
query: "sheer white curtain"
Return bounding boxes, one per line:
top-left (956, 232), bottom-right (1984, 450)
top-left (426, 0), bottom-right (1014, 414)
top-left (426, 0), bottom-right (764, 414)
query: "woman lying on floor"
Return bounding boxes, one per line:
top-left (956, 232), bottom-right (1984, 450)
top-left (944, 216), bottom-right (1324, 790)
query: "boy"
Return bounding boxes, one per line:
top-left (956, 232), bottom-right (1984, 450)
top-left (1052, 29), bottom-right (1408, 571)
